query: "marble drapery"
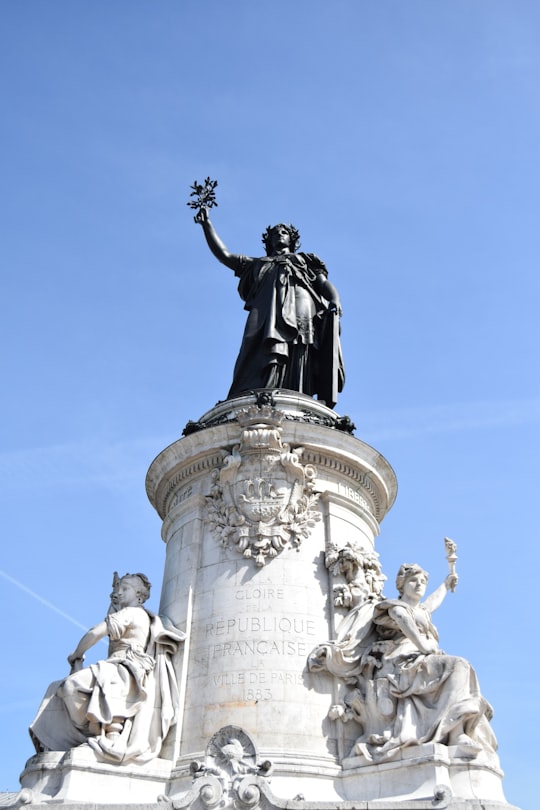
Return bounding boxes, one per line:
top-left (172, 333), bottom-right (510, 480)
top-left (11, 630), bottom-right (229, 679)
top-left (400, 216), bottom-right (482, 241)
top-left (30, 607), bottom-right (183, 764)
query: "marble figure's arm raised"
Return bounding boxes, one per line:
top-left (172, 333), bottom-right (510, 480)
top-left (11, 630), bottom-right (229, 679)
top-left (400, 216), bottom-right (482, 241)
top-left (195, 206), bottom-right (240, 271)
top-left (67, 620), bottom-right (108, 672)
top-left (422, 574), bottom-right (458, 615)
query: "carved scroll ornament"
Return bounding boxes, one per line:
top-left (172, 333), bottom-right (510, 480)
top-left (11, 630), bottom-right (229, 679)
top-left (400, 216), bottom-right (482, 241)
top-left (188, 726), bottom-right (272, 810)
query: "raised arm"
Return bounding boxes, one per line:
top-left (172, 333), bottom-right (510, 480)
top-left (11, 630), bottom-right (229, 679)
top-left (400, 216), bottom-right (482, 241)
top-left (423, 574), bottom-right (458, 614)
top-left (195, 207), bottom-right (240, 271)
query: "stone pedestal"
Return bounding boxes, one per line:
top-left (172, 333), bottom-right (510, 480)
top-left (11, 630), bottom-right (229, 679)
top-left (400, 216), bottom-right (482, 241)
top-left (14, 392), bottom-right (519, 810)
top-left (341, 744), bottom-right (506, 803)
top-left (19, 750), bottom-right (172, 804)
top-left (144, 392), bottom-right (397, 801)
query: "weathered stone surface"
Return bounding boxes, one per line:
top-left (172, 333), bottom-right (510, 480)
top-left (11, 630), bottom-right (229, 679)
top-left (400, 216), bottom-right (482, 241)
top-left (144, 393), bottom-right (397, 797)
top-left (309, 560), bottom-right (497, 761)
top-left (14, 393), bottom-right (519, 808)
top-left (18, 750), bottom-right (173, 804)
top-left (25, 574), bottom-right (183, 773)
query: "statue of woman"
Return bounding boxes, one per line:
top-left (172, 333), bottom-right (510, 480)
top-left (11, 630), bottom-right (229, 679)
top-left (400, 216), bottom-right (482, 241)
top-left (309, 562), bottom-right (498, 762)
top-left (355, 564), bottom-right (497, 761)
top-left (196, 209), bottom-right (345, 408)
top-left (29, 573), bottom-right (184, 764)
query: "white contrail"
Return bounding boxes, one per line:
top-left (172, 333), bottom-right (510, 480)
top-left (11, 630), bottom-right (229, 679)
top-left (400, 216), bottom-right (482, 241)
top-left (0, 569), bottom-right (90, 633)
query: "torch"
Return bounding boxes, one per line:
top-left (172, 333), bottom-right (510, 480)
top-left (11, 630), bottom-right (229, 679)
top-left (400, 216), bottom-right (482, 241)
top-left (444, 537), bottom-right (458, 592)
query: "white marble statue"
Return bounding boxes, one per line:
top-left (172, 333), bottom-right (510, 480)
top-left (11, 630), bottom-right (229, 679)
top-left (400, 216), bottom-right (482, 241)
top-left (309, 561), bottom-right (497, 762)
top-left (29, 573), bottom-right (184, 764)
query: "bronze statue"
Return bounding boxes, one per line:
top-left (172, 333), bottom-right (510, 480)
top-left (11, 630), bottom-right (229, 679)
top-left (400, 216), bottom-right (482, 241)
top-left (190, 180), bottom-right (345, 408)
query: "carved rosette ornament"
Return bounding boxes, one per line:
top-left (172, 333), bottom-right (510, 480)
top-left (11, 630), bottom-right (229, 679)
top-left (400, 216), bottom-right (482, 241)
top-left (205, 406), bottom-right (321, 566)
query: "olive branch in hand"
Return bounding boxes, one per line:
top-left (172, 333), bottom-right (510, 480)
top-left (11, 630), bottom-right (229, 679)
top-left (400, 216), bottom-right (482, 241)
top-left (187, 177), bottom-right (218, 216)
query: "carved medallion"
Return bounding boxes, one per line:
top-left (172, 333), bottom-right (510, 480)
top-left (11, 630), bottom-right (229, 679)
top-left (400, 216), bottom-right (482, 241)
top-left (205, 405), bottom-right (320, 566)
top-left (188, 726), bottom-right (272, 810)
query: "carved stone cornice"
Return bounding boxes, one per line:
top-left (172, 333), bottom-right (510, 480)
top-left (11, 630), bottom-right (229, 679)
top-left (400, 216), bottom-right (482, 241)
top-left (146, 396), bottom-right (397, 530)
top-left (160, 451), bottom-right (228, 517)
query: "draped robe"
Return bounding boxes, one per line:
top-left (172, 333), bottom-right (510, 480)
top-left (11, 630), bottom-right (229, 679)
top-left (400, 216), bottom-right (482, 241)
top-left (30, 607), bottom-right (183, 764)
top-left (228, 252), bottom-right (344, 407)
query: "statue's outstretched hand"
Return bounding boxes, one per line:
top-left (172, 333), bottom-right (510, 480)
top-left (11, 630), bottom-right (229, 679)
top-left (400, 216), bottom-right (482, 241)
top-left (445, 573), bottom-right (459, 591)
top-left (194, 206), bottom-right (209, 225)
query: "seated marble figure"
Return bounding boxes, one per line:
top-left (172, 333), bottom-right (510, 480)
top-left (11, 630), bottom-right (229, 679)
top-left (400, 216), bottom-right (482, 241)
top-left (30, 572), bottom-right (184, 765)
top-left (309, 561), bottom-right (497, 762)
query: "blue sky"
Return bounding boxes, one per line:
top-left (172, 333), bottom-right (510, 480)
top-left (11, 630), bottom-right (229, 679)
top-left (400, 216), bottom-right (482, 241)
top-left (0, 2), bottom-right (538, 807)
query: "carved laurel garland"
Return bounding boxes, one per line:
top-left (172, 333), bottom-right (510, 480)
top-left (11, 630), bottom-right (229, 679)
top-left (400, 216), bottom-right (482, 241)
top-left (205, 406), bottom-right (321, 566)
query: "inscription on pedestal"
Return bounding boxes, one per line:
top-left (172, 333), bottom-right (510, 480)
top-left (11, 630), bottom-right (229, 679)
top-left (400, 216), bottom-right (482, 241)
top-left (212, 669), bottom-right (304, 702)
top-left (169, 485), bottom-right (193, 510)
top-left (338, 482), bottom-right (370, 510)
top-left (199, 598), bottom-right (317, 703)
top-left (235, 587), bottom-right (284, 601)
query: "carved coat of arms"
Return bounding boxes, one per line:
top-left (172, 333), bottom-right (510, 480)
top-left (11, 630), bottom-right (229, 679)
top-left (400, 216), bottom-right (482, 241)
top-left (206, 406), bottom-right (320, 566)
